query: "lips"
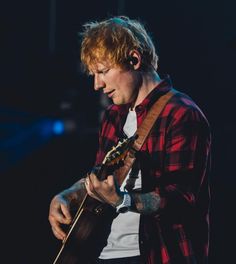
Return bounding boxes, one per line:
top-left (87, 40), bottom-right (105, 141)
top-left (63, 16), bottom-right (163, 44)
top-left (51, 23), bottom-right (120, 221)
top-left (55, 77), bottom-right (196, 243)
top-left (106, 89), bottom-right (115, 98)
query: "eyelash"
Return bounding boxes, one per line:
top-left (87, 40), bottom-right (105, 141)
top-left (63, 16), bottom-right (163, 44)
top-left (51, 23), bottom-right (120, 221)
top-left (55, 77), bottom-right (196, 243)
top-left (101, 69), bottom-right (109, 75)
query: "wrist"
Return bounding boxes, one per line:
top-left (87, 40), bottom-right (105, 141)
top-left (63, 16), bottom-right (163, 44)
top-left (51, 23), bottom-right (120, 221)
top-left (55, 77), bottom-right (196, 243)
top-left (111, 193), bottom-right (124, 208)
top-left (115, 193), bottom-right (131, 213)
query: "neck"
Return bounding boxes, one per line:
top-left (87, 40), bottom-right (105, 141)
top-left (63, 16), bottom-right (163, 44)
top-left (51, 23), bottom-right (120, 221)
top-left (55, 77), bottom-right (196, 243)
top-left (132, 70), bottom-right (162, 109)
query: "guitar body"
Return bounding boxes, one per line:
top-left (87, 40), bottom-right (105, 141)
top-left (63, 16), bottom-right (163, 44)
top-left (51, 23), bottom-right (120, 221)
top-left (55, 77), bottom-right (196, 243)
top-left (53, 194), bottom-right (117, 264)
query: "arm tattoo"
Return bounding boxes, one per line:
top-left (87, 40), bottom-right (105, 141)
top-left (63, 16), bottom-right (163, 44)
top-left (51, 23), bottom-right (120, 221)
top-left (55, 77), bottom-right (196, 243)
top-left (130, 191), bottom-right (161, 215)
top-left (63, 178), bottom-right (87, 204)
top-left (70, 178), bottom-right (86, 191)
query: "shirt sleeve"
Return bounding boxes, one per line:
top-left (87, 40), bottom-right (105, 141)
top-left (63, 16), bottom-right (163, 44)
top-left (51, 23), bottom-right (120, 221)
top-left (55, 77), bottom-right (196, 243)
top-left (157, 107), bottom-right (211, 213)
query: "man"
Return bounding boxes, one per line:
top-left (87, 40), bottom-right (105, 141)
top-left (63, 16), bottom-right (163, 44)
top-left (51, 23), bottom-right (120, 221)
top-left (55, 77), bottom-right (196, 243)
top-left (49, 16), bottom-right (211, 264)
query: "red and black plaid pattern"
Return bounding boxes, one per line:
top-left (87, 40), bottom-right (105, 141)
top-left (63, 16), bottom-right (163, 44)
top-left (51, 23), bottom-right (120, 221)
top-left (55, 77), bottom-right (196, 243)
top-left (95, 77), bottom-right (211, 264)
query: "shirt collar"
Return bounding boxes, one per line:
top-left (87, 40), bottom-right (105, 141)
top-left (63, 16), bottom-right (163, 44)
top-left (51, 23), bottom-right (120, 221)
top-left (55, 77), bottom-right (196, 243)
top-left (134, 75), bottom-right (173, 112)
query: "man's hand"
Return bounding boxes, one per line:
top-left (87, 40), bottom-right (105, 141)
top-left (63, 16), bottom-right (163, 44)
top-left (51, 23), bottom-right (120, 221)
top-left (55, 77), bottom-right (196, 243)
top-left (48, 178), bottom-right (86, 240)
top-left (85, 173), bottom-right (122, 207)
top-left (48, 193), bottom-right (72, 240)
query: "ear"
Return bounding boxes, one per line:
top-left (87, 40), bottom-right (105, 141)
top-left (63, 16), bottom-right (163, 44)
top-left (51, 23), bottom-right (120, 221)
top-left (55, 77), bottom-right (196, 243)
top-left (128, 50), bottom-right (141, 70)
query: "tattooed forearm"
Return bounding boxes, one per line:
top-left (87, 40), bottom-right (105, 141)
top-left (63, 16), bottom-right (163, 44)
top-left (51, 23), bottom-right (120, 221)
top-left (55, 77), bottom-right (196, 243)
top-left (70, 178), bottom-right (86, 192)
top-left (62, 178), bottom-right (87, 204)
top-left (130, 191), bottom-right (161, 215)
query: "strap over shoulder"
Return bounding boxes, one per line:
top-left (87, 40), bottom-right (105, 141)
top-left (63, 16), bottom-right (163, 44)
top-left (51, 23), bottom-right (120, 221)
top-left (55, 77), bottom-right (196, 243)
top-left (114, 89), bottom-right (176, 187)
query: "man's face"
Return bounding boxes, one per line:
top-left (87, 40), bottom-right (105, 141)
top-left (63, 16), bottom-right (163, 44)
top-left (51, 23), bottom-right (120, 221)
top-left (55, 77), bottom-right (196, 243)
top-left (90, 62), bottom-right (139, 105)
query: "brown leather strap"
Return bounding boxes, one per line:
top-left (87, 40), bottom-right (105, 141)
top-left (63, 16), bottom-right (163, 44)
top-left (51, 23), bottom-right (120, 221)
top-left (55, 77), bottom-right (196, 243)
top-left (114, 89), bottom-right (175, 187)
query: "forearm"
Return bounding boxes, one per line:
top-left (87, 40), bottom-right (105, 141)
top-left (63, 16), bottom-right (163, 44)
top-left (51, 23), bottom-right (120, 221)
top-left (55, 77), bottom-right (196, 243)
top-left (130, 191), bottom-right (161, 215)
top-left (61, 177), bottom-right (87, 203)
top-left (69, 177), bottom-right (86, 191)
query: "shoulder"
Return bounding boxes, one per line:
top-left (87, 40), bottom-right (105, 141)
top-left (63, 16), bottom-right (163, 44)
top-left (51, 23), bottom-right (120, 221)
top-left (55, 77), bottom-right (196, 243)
top-left (164, 89), bottom-right (210, 127)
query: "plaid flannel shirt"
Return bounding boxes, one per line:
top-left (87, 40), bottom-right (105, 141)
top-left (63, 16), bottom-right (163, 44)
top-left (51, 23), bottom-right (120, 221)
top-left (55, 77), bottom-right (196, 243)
top-left (95, 77), bottom-right (211, 264)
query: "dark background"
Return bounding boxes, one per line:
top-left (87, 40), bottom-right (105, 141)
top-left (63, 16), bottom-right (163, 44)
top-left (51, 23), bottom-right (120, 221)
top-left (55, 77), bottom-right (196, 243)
top-left (1, 0), bottom-right (235, 263)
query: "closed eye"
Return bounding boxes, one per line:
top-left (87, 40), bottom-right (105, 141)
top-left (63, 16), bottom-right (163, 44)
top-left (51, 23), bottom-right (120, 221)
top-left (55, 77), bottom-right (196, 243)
top-left (98, 69), bottom-right (109, 75)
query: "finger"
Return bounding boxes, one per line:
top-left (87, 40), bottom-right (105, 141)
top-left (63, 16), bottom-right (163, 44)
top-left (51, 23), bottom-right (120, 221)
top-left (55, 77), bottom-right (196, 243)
top-left (106, 175), bottom-right (115, 186)
top-left (90, 173), bottom-right (104, 191)
top-left (49, 204), bottom-right (70, 225)
top-left (85, 176), bottom-right (90, 191)
top-left (60, 204), bottom-right (72, 224)
top-left (87, 174), bottom-right (97, 192)
top-left (49, 215), bottom-right (67, 239)
top-left (52, 224), bottom-right (66, 240)
top-left (85, 177), bottom-right (104, 203)
top-left (106, 175), bottom-right (121, 197)
top-left (85, 177), bottom-right (93, 195)
top-left (89, 172), bottom-right (97, 179)
top-left (88, 173), bottom-right (98, 185)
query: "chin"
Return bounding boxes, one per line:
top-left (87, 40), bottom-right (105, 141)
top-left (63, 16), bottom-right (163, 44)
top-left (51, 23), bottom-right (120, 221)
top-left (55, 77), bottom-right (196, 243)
top-left (113, 100), bottom-right (125, 105)
top-left (112, 98), bottom-right (120, 105)
top-left (112, 97), bottom-right (129, 105)
top-left (113, 101), bottom-right (121, 105)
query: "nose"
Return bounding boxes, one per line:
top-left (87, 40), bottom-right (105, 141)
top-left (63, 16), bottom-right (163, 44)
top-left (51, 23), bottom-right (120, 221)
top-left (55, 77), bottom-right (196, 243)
top-left (94, 74), bottom-right (105, 91)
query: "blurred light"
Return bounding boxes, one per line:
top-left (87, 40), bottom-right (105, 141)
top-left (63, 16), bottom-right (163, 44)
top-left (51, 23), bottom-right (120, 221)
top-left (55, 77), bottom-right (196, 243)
top-left (64, 119), bottom-right (77, 132)
top-left (60, 101), bottom-right (72, 111)
top-left (53, 120), bottom-right (64, 135)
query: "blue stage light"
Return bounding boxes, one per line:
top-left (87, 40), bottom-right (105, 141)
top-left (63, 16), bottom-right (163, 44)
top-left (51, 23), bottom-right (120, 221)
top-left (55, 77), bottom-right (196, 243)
top-left (53, 120), bottom-right (64, 135)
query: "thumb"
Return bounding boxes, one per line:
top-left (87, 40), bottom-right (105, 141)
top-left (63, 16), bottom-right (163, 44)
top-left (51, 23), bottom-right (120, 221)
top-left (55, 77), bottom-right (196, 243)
top-left (106, 175), bottom-right (115, 186)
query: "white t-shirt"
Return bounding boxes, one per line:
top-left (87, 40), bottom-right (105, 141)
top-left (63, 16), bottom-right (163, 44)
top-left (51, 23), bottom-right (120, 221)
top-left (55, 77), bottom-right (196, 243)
top-left (99, 110), bottom-right (141, 259)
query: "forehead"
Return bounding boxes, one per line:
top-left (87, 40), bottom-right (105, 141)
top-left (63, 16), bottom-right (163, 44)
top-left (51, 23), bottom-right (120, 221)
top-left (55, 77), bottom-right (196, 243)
top-left (92, 62), bottom-right (108, 70)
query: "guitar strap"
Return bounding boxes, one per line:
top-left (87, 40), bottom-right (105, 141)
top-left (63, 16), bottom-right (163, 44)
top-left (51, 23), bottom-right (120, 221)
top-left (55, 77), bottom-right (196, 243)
top-left (114, 88), bottom-right (176, 188)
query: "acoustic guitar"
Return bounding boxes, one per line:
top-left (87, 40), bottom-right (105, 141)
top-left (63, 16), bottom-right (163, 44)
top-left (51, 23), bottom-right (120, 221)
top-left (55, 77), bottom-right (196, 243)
top-left (52, 135), bottom-right (136, 264)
